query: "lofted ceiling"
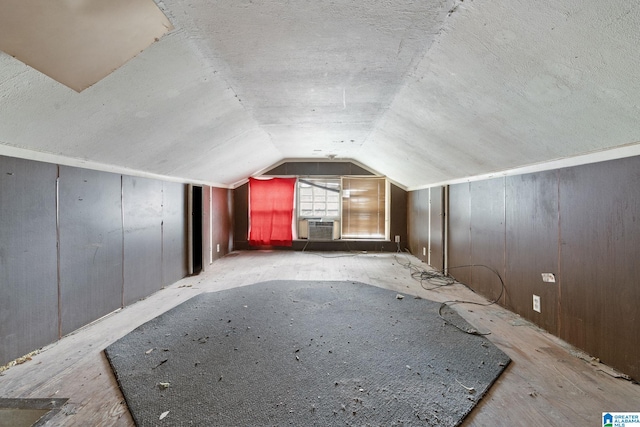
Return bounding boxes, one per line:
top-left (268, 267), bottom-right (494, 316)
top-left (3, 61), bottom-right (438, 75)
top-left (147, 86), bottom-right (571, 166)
top-left (1, 0), bottom-right (640, 189)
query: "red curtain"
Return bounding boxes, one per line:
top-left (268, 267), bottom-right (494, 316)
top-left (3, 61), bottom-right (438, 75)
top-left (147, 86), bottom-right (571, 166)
top-left (249, 177), bottom-right (297, 246)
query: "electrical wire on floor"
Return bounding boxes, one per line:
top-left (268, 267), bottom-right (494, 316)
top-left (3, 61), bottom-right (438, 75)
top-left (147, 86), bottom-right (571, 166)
top-left (395, 250), bottom-right (506, 336)
top-left (393, 250), bottom-right (456, 291)
top-left (300, 239), bottom-right (360, 258)
top-left (436, 264), bottom-right (505, 336)
top-left (301, 239), bottom-right (394, 258)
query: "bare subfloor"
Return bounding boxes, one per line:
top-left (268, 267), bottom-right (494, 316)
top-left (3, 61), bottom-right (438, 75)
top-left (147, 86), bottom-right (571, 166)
top-left (0, 251), bottom-right (637, 426)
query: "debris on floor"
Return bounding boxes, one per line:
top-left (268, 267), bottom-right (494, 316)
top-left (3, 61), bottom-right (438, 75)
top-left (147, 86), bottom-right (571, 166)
top-left (0, 349), bottom-right (40, 374)
top-left (153, 358), bottom-right (168, 369)
top-left (455, 379), bottom-right (476, 394)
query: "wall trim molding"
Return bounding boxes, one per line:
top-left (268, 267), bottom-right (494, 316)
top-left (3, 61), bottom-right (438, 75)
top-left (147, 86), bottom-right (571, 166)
top-left (0, 145), bottom-right (230, 189)
top-left (407, 142), bottom-right (640, 191)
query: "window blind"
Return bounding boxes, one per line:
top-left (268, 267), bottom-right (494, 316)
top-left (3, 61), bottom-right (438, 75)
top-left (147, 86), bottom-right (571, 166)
top-left (341, 177), bottom-right (386, 239)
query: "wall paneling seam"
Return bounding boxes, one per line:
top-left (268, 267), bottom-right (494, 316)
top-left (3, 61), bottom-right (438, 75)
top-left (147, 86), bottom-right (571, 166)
top-left (120, 175), bottom-right (125, 309)
top-left (55, 165), bottom-right (62, 339)
top-left (502, 177), bottom-right (507, 307)
top-left (556, 170), bottom-right (562, 337)
top-left (161, 184), bottom-right (165, 286)
top-left (428, 187), bottom-right (431, 266)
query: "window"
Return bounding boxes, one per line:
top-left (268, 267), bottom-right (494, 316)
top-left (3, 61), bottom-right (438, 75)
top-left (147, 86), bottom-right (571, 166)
top-left (296, 177), bottom-right (388, 240)
top-left (342, 177), bottom-right (387, 239)
top-left (298, 179), bottom-right (340, 219)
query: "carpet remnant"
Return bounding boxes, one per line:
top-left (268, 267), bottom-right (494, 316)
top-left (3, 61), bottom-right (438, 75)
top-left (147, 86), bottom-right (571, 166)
top-left (0, 398), bottom-right (69, 427)
top-left (105, 281), bottom-right (510, 426)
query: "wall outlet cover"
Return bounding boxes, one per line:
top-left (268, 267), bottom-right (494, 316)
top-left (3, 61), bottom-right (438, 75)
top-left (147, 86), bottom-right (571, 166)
top-left (422, 247), bottom-right (426, 256)
top-left (216, 243), bottom-right (220, 253)
top-left (541, 273), bottom-right (556, 283)
top-left (533, 294), bottom-right (541, 313)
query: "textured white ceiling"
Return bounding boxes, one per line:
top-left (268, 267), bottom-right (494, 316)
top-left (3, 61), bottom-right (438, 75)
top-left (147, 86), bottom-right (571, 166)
top-left (1, 0), bottom-right (640, 188)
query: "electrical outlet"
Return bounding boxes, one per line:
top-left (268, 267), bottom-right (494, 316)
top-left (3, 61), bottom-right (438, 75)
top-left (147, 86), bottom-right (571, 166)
top-left (216, 243), bottom-right (220, 253)
top-left (422, 247), bottom-right (426, 256)
top-left (394, 235), bottom-right (400, 243)
top-left (533, 295), bottom-right (541, 313)
top-left (541, 273), bottom-right (556, 283)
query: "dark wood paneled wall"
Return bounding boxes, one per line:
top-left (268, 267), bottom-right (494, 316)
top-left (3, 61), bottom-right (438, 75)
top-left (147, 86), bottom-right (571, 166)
top-left (407, 189), bottom-right (429, 263)
top-left (202, 186), bottom-right (212, 269)
top-left (201, 186), bottom-right (233, 264)
top-left (429, 187), bottom-right (445, 271)
top-left (265, 161), bottom-right (373, 176)
top-left (0, 157), bottom-right (59, 364)
top-left (468, 178), bottom-right (505, 303)
top-left (413, 156), bottom-right (640, 381)
top-left (448, 183), bottom-right (471, 285)
top-left (122, 176), bottom-right (164, 305)
top-left (201, 186), bottom-right (233, 268)
top-left (58, 167), bottom-right (123, 335)
top-left (233, 183), bottom-right (249, 250)
top-left (211, 187), bottom-right (232, 260)
top-left (162, 182), bottom-right (188, 284)
top-left (505, 171), bottom-right (559, 334)
top-left (390, 183), bottom-right (407, 251)
top-left (558, 159), bottom-right (640, 380)
top-left (407, 187), bottom-right (444, 269)
top-left (0, 155), bottom-right (195, 366)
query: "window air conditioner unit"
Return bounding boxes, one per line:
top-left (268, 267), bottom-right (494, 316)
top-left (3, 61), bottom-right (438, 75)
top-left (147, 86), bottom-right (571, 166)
top-left (308, 220), bottom-right (335, 240)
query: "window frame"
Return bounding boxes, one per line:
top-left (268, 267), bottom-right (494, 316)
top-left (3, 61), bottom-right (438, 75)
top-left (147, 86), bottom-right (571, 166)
top-left (295, 176), bottom-right (390, 241)
top-left (297, 178), bottom-right (342, 221)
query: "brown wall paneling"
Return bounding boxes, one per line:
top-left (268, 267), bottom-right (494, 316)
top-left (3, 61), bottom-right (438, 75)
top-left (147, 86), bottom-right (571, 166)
top-left (389, 184), bottom-right (407, 251)
top-left (468, 178), bottom-right (506, 302)
top-left (58, 166), bottom-right (123, 336)
top-left (348, 164), bottom-right (375, 176)
top-left (211, 187), bottom-right (232, 260)
top-left (233, 183), bottom-right (249, 250)
top-left (0, 157), bottom-right (58, 365)
top-left (407, 188), bottom-right (429, 262)
top-left (264, 163), bottom-right (289, 175)
top-left (447, 183), bottom-right (471, 285)
top-left (122, 176), bottom-right (163, 305)
top-left (283, 162), bottom-right (331, 176)
top-left (227, 189), bottom-right (234, 252)
top-left (162, 181), bottom-right (188, 283)
top-left (265, 162), bottom-right (374, 176)
top-left (559, 157), bottom-right (640, 380)
top-left (505, 171), bottom-right (559, 334)
top-left (202, 186), bottom-right (212, 269)
top-left (429, 186), bottom-right (445, 271)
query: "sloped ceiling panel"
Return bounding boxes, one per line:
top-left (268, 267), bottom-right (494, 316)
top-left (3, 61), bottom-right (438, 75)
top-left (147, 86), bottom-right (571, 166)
top-left (1, 0), bottom-right (640, 188)
top-left (0, 31), bottom-right (281, 186)
top-left (168, 0), bottom-right (453, 164)
top-left (360, 0), bottom-right (640, 188)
